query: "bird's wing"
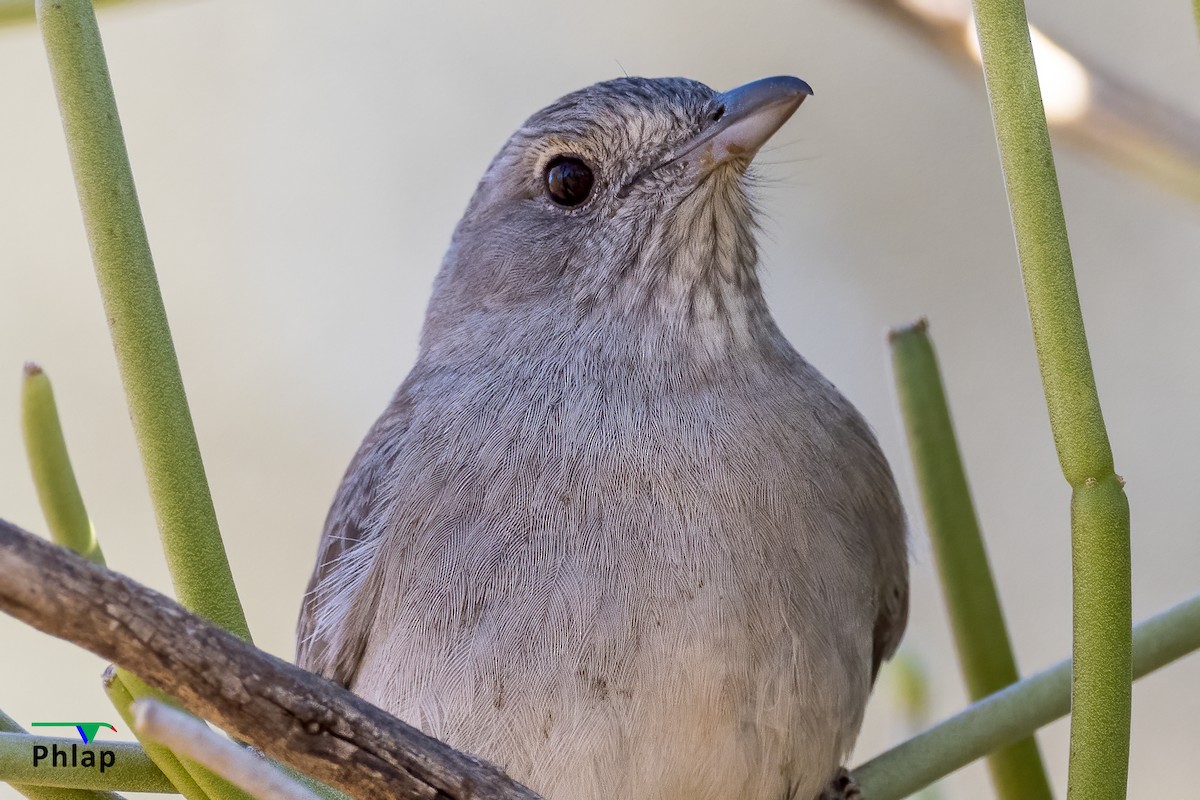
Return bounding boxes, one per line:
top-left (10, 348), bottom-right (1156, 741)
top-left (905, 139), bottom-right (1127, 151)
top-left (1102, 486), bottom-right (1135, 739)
top-left (871, 564), bottom-right (909, 683)
top-left (870, 492), bottom-right (910, 684)
top-left (295, 393), bottom-right (412, 687)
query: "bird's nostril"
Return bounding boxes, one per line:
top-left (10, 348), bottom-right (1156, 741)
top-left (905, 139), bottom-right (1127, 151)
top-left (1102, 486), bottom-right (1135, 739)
top-left (710, 105), bottom-right (725, 123)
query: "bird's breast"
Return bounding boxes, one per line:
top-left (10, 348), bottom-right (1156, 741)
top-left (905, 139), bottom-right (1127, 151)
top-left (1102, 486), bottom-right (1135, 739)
top-left (348, 369), bottom-right (875, 799)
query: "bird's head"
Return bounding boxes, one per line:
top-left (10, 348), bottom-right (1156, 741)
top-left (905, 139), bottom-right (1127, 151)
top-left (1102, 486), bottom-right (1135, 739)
top-left (422, 76), bottom-right (811, 366)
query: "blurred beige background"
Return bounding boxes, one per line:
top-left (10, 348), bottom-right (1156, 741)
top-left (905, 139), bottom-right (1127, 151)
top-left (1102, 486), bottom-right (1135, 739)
top-left (2, 1), bottom-right (1199, 797)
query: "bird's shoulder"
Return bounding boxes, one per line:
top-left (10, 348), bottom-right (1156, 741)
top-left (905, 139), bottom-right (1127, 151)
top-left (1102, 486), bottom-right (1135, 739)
top-left (295, 381), bottom-right (418, 683)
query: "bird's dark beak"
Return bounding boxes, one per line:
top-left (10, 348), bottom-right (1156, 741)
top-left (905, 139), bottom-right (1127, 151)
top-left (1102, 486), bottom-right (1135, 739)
top-left (666, 76), bottom-right (812, 176)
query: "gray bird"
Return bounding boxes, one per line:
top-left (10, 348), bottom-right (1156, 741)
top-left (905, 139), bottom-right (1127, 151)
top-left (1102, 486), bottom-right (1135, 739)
top-left (297, 75), bottom-right (908, 800)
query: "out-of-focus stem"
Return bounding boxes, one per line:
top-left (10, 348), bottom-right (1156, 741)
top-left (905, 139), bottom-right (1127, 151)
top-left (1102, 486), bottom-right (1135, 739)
top-left (20, 364), bottom-right (103, 565)
top-left (889, 320), bottom-right (1052, 800)
top-left (969, 0), bottom-right (1131, 796)
top-left (846, 0), bottom-right (1200, 205)
top-left (855, 594), bottom-right (1200, 799)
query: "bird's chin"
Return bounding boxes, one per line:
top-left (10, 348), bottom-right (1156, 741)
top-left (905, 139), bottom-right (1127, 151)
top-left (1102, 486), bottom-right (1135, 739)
top-left (671, 160), bottom-right (756, 219)
top-left (679, 156), bottom-right (752, 189)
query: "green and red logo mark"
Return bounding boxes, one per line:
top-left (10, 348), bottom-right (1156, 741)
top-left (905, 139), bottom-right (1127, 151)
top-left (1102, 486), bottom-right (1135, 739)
top-left (30, 722), bottom-right (118, 744)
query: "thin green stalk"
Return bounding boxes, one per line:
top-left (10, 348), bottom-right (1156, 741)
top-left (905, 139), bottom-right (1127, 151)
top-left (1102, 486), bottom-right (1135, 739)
top-left (969, 2), bottom-right (1131, 797)
top-left (889, 320), bottom-right (1052, 800)
top-left (20, 364), bottom-right (103, 565)
top-left (1, 711), bottom-right (121, 800)
top-left (0, 734), bottom-right (171, 793)
top-left (855, 594), bottom-right (1200, 800)
top-left (36, 0), bottom-right (250, 642)
top-left (19, 363), bottom-right (254, 800)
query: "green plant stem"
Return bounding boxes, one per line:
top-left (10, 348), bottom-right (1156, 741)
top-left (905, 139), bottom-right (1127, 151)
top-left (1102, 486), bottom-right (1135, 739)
top-left (20, 364), bottom-right (103, 565)
top-left (15, 366), bottom-right (201, 800)
top-left (0, 734), bottom-right (171, 793)
top-left (36, 0), bottom-right (250, 642)
top-left (970, 1), bottom-right (1131, 796)
top-left (855, 594), bottom-right (1200, 800)
top-left (1, 711), bottom-right (121, 800)
top-left (19, 367), bottom-right (252, 800)
top-left (889, 320), bottom-right (1052, 800)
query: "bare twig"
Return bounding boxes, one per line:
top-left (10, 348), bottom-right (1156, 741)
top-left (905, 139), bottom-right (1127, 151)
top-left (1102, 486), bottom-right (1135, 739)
top-left (132, 700), bottom-right (321, 800)
top-left (848, 0), bottom-right (1200, 203)
top-left (0, 518), bottom-right (543, 800)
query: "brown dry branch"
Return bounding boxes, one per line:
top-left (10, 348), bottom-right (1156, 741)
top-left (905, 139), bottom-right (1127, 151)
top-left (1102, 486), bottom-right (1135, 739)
top-left (0, 517), bottom-right (544, 800)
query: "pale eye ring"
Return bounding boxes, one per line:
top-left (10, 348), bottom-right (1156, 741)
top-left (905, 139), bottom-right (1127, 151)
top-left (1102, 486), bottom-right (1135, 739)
top-left (544, 156), bottom-right (595, 207)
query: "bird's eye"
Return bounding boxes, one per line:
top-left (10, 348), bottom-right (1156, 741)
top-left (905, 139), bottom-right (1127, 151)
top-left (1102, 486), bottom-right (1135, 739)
top-left (544, 156), bottom-right (594, 207)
